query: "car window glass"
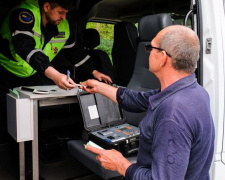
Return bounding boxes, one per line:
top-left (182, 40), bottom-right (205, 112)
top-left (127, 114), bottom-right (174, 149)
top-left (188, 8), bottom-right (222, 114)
top-left (86, 22), bottom-right (114, 63)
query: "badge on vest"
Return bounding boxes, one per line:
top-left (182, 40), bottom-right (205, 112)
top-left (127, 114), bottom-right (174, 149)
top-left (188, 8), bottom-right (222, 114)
top-left (54, 32), bottom-right (65, 38)
top-left (19, 11), bottom-right (34, 24)
top-left (52, 47), bottom-right (58, 54)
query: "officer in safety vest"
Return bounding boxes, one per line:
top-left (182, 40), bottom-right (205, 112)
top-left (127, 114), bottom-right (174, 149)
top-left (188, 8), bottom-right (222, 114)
top-left (0, 0), bottom-right (112, 135)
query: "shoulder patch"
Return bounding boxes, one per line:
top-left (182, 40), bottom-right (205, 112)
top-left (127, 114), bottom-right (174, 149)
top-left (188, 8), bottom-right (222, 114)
top-left (19, 11), bottom-right (33, 24)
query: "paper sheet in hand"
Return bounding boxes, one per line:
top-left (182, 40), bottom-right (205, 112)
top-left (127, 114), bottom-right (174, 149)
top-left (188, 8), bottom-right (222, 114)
top-left (84, 141), bottom-right (104, 149)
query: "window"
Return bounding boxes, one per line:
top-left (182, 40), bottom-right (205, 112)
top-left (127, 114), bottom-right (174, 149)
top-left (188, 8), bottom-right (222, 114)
top-left (86, 22), bottom-right (114, 63)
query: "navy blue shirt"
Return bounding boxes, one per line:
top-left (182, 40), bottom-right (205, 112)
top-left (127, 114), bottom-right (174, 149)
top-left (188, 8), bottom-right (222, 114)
top-left (116, 74), bottom-right (215, 180)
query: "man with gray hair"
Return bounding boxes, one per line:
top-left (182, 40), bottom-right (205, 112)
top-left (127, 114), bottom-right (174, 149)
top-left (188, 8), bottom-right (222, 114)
top-left (80, 25), bottom-right (215, 180)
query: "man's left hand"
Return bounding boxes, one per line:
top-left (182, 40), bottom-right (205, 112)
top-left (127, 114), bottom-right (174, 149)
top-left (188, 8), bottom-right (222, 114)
top-left (85, 145), bottom-right (131, 176)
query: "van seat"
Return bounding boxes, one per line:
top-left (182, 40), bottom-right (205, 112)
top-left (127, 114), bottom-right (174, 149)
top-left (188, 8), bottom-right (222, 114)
top-left (75, 29), bottom-right (115, 82)
top-left (112, 22), bottom-right (138, 86)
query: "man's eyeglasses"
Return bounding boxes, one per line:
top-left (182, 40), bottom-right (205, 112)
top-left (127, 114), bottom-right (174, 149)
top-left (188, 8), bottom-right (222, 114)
top-left (145, 44), bottom-right (172, 58)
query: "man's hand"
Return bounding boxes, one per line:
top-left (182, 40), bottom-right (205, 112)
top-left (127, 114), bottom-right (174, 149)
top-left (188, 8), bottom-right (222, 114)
top-left (80, 79), bottom-right (118, 103)
top-left (80, 79), bottom-right (100, 94)
top-left (85, 146), bottom-right (131, 176)
top-left (44, 66), bottom-right (75, 90)
top-left (92, 70), bottom-right (112, 84)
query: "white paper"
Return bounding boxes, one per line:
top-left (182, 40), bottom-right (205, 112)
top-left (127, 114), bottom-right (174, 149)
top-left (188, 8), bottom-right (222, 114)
top-left (88, 105), bottom-right (99, 119)
top-left (84, 141), bottom-right (104, 149)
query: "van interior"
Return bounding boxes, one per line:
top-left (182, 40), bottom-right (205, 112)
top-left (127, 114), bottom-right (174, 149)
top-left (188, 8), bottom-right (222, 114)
top-left (0, 0), bottom-right (196, 179)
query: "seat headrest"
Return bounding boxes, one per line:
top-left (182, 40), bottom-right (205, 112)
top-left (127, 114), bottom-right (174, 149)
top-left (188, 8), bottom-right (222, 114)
top-left (82, 29), bottom-right (100, 49)
top-left (138, 13), bottom-right (173, 41)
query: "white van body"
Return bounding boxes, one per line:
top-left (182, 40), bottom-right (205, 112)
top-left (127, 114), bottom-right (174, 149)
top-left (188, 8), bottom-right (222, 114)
top-left (200, 0), bottom-right (225, 179)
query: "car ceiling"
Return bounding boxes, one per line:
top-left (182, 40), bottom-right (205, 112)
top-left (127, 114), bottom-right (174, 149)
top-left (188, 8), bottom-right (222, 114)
top-left (0, 0), bottom-right (191, 23)
top-left (78, 0), bottom-right (191, 22)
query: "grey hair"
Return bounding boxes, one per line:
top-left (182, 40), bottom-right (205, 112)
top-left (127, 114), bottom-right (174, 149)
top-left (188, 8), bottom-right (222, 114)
top-left (159, 25), bottom-right (200, 73)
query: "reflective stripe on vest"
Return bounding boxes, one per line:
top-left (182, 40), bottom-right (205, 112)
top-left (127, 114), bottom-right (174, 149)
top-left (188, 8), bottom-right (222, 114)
top-left (26, 49), bottom-right (44, 63)
top-left (33, 30), bottom-right (45, 42)
top-left (12, 30), bottom-right (33, 38)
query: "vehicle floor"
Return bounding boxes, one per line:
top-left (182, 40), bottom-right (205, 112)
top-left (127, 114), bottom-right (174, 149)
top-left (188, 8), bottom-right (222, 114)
top-left (0, 104), bottom-right (124, 180)
top-left (0, 135), bottom-right (123, 180)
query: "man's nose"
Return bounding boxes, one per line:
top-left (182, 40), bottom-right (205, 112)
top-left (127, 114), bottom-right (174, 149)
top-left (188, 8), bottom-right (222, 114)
top-left (61, 14), bottom-right (66, 19)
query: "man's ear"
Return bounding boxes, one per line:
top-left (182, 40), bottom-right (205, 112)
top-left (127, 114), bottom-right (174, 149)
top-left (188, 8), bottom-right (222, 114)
top-left (43, 2), bottom-right (50, 12)
top-left (160, 51), bottom-right (169, 67)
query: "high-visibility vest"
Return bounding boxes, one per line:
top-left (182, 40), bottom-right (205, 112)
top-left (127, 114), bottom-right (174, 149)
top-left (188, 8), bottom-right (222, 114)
top-left (0, 0), bottom-right (70, 77)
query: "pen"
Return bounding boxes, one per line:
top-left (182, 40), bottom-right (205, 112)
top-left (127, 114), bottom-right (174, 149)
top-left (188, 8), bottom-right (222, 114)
top-left (67, 70), bottom-right (70, 91)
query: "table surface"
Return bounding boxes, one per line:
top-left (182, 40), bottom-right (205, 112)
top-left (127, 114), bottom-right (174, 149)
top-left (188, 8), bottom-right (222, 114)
top-left (14, 85), bottom-right (79, 99)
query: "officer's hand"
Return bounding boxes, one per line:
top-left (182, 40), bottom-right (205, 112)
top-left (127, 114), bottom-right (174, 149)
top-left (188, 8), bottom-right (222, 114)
top-left (44, 67), bottom-right (75, 90)
top-left (92, 70), bottom-right (112, 84)
top-left (54, 73), bottom-right (75, 90)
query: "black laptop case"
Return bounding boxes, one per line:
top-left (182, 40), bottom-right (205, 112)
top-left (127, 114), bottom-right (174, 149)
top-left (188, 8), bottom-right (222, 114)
top-left (77, 89), bottom-right (139, 155)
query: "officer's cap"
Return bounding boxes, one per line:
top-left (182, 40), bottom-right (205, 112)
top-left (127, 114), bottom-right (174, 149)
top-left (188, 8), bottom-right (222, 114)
top-left (41, 0), bottom-right (76, 11)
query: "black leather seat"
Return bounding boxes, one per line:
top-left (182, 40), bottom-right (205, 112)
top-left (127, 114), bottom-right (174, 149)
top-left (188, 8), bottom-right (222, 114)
top-left (122, 13), bottom-right (173, 127)
top-left (75, 28), bottom-right (115, 82)
top-left (112, 22), bottom-right (138, 86)
top-left (68, 14), bottom-right (173, 180)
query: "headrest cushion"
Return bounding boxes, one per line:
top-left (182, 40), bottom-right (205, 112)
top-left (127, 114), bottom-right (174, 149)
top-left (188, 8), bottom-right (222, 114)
top-left (82, 29), bottom-right (100, 49)
top-left (138, 13), bottom-right (173, 41)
